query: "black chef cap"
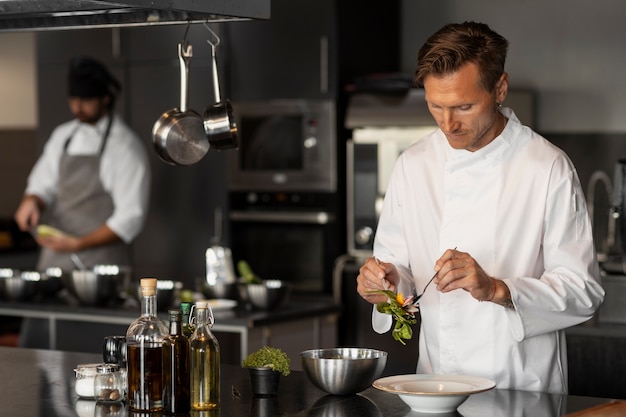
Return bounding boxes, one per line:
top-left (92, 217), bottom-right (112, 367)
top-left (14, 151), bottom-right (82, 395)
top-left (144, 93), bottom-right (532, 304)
top-left (68, 56), bottom-right (121, 99)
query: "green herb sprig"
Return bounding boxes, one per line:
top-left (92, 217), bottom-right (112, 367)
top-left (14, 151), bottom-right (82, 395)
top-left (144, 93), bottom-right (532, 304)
top-left (371, 289), bottom-right (419, 345)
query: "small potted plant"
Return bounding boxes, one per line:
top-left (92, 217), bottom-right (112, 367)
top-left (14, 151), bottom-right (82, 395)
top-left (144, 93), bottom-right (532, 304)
top-left (242, 346), bottom-right (291, 396)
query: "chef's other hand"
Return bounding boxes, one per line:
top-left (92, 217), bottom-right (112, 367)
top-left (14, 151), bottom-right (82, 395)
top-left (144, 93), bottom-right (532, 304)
top-left (14, 195), bottom-right (45, 232)
top-left (36, 233), bottom-right (81, 253)
top-left (433, 248), bottom-right (497, 301)
top-left (357, 257), bottom-right (399, 305)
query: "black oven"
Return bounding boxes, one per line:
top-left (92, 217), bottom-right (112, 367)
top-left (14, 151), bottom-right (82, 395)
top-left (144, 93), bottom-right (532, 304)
top-left (228, 191), bottom-right (342, 294)
top-left (346, 128), bottom-right (434, 256)
top-left (227, 99), bottom-right (336, 192)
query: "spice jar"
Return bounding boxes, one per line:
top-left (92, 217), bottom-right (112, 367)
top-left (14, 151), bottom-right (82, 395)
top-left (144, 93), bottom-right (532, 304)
top-left (74, 363), bottom-right (100, 398)
top-left (94, 364), bottom-right (124, 403)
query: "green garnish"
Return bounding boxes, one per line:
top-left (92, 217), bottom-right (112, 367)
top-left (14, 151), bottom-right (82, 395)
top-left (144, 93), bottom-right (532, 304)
top-left (371, 289), bottom-right (418, 345)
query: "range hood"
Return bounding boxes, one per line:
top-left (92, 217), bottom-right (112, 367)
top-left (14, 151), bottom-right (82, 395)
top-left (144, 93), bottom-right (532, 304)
top-left (345, 87), bottom-right (536, 129)
top-left (345, 88), bottom-right (435, 129)
top-left (0, 0), bottom-right (270, 32)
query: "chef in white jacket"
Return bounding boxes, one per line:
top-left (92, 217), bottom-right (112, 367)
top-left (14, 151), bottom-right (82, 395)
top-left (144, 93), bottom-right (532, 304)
top-left (356, 21), bottom-right (604, 394)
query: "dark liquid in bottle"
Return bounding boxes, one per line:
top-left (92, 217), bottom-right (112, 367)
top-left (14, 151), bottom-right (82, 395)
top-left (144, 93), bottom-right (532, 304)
top-left (163, 336), bottom-right (190, 413)
top-left (127, 343), bottom-right (163, 411)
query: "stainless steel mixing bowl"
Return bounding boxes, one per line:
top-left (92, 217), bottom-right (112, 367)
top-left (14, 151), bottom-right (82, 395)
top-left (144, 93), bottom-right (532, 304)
top-left (238, 279), bottom-right (289, 310)
top-left (0, 269), bottom-right (41, 301)
top-left (65, 265), bottom-right (124, 306)
top-left (199, 280), bottom-right (238, 300)
top-left (300, 348), bottom-right (388, 396)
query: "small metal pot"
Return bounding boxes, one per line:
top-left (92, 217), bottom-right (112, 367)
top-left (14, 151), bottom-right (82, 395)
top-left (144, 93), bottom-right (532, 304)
top-left (203, 25), bottom-right (238, 151)
top-left (152, 42), bottom-right (208, 165)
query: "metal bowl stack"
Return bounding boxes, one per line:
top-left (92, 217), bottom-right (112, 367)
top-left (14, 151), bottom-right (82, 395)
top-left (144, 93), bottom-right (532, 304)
top-left (134, 279), bottom-right (182, 311)
top-left (199, 280), bottom-right (238, 300)
top-left (0, 269), bottom-right (42, 302)
top-left (300, 348), bottom-right (388, 396)
top-left (65, 265), bottom-right (124, 306)
top-left (238, 279), bottom-right (289, 310)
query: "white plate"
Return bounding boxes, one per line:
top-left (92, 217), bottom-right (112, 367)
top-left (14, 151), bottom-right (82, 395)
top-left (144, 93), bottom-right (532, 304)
top-left (373, 374), bottom-right (495, 413)
top-left (205, 299), bottom-right (237, 311)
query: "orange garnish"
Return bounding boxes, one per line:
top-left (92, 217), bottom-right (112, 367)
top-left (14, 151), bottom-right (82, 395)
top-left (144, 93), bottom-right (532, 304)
top-left (396, 292), bottom-right (405, 305)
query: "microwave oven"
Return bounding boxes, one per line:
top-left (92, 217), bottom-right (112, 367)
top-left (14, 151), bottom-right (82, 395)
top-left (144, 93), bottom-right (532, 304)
top-left (347, 126), bottom-right (436, 256)
top-left (227, 99), bottom-right (336, 192)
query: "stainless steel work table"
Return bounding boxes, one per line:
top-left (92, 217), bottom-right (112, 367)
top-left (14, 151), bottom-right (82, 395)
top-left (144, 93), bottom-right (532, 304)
top-left (0, 296), bottom-right (340, 368)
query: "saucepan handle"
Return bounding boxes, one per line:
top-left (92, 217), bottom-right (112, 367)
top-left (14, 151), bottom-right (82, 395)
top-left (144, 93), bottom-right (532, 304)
top-left (178, 42), bottom-right (193, 113)
top-left (205, 23), bottom-right (222, 103)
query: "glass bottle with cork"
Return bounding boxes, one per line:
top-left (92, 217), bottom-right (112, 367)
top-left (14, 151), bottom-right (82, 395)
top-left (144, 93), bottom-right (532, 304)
top-left (189, 300), bottom-right (220, 410)
top-left (126, 278), bottom-right (168, 412)
top-left (162, 309), bottom-right (190, 414)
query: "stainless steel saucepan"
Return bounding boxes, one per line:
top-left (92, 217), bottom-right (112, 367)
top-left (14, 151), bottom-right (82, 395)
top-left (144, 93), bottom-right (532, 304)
top-left (152, 41), bottom-right (208, 165)
top-left (203, 24), bottom-right (238, 151)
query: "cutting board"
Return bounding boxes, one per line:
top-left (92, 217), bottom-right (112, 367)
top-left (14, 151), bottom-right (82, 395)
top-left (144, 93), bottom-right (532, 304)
top-left (564, 401), bottom-right (626, 417)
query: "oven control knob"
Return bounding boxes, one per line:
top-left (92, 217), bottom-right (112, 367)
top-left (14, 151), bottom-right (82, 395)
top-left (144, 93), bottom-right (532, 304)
top-left (246, 192), bottom-right (258, 204)
top-left (355, 226), bottom-right (374, 246)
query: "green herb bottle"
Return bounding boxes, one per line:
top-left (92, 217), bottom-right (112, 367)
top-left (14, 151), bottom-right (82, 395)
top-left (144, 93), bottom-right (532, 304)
top-left (180, 302), bottom-right (195, 338)
top-left (189, 300), bottom-right (220, 410)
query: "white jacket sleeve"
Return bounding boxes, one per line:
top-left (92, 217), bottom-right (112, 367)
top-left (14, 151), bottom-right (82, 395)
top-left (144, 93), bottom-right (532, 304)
top-left (504, 155), bottom-right (604, 341)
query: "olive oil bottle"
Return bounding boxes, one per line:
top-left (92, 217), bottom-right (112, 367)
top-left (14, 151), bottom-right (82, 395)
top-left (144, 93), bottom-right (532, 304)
top-left (189, 300), bottom-right (220, 410)
top-left (126, 278), bottom-right (168, 412)
top-left (162, 309), bottom-right (190, 414)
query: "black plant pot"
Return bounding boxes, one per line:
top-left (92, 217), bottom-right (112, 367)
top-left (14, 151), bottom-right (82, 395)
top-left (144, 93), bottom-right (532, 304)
top-left (248, 367), bottom-right (281, 396)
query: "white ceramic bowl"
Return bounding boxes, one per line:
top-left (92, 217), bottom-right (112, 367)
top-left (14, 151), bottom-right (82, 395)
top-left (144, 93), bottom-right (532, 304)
top-left (372, 374), bottom-right (495, 413)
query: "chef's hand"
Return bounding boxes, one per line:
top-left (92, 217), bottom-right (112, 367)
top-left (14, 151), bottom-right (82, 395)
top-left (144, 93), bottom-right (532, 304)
top-left (14, 194), bottom-right (45, 232)
top-left (357, 257), bottom-right (399, 304)
top-left (434, 248), bottom-right (507, 303)
top-left (36, 225), bottom-right (122, 253)
top-left (36, 233), bottom-right (81, 253)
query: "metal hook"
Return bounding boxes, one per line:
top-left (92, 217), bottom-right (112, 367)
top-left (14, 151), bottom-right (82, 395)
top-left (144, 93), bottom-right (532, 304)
top-left (182, 21), bottom-right (191, 44)
top-left (179, 22), bottom-right (193, 58)
top-left (203, 22), bottom-right (220, 49)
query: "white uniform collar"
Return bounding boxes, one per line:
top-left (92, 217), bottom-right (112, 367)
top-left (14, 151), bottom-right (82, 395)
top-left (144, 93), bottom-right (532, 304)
top-left (445, 107), bottom-right (520, 161)
top-left (75, 113), bottom-right (112, 137)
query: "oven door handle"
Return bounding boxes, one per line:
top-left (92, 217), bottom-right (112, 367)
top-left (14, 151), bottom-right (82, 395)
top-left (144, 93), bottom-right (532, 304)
top-left (229, 210), bottom-right (334, 224)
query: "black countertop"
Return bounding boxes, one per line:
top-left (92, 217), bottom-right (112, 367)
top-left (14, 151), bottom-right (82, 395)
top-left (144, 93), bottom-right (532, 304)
top-left (0, 346), bottom-right (618, 417)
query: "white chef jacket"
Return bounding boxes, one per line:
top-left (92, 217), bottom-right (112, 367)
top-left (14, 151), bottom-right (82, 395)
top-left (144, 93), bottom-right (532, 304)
top-left (25, 114), bottom-right (151, 243)
top-left (372, 108), bottom-right (604, 394)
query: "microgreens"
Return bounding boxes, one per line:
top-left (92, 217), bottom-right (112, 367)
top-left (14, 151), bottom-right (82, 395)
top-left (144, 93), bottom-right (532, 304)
top-left (370, 289), bottom-right (419, 345)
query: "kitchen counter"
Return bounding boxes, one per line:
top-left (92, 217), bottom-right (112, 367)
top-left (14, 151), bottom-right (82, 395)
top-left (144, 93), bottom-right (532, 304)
top-left (0, 346), bottom-right (619, 417)
top-left (564, 318), bottom-right (626, 400)
top-left (0, 296), bottom-right (340, 370)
